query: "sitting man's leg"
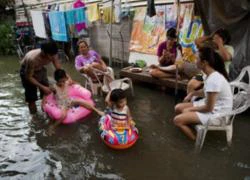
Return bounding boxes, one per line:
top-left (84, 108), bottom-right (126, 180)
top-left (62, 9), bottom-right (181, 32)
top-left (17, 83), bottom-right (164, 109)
top-left (158, 64), bottom-right (177, 73)
top-left (150, 68), bottom-right (175, 78)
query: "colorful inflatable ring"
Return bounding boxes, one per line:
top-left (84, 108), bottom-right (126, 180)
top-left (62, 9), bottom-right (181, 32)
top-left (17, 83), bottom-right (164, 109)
top-left (42, 84), bottom-right (94, 124)
top-left (98, 115), bottom-right (139, 150)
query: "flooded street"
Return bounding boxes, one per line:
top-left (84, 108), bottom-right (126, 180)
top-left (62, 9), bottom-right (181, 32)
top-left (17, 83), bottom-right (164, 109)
top-left (0, 56), bottom-right (250, 180)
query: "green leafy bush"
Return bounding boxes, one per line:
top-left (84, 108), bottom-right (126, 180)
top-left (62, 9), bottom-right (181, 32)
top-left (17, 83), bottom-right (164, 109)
top-left (0, 23), bottom-right (15, 55)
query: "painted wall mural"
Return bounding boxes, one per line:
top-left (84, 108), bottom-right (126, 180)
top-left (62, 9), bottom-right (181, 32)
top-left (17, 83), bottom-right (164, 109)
top-left (129, 3), bottom-right (204, 63)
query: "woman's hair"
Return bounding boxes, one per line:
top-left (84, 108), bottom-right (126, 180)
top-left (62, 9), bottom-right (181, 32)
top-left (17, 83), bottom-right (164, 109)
top-left (41, 40), bottom-right (58, 55)
top-left (110, 89), bottom-right (126, 103)
top-left (214, 28), bottom-right (231, 45)
top-left (199, 47), bottom-right (229, 80)
top-left (77, 39), bottom-right (88, 48)
top-left (166, 27), bottom-right (177, 39)
top-left (54, 69), bottom-right (67, 82)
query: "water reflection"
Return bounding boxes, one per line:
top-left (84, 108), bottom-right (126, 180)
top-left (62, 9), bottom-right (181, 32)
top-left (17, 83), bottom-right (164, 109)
top-left (0, 72), bottom-right (62, 179)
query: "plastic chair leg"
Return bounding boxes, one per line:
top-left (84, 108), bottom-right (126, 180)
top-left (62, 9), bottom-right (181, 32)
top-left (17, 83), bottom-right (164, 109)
top-left (226, 126), bottom-right (233, 146)
top-left (92, 83), bottom-right (99, 96)
top-left (195, 126), bottom-right (207, 153)
top-left (84, 81), bottom-right (88, 89)
top-left (128, 79), bottom-right (134, 96)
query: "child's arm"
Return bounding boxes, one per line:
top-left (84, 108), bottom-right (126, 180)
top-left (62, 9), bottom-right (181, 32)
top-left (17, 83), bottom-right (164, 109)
top-left (127, 107), bottom-right (132, 120)
top-left (127, 107), bottom-right (135, 127)
top-left (105, 91), bottom-right (113, 108)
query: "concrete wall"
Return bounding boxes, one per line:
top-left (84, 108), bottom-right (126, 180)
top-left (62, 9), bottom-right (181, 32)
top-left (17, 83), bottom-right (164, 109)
top-left (87, 18), bottom-right (133, 64)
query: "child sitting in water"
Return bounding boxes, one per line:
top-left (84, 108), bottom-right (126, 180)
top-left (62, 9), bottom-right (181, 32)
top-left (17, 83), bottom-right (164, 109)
top-left (105, 89), bottom-right (135, 130)
top-left (46, 69), bottom-right (104, 135)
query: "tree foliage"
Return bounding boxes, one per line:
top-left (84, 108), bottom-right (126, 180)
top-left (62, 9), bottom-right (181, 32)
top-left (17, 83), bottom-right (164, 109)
top-left (0, 23), bottom-right (15, 55)
top-left (0, 0), bottom-right (15, 8)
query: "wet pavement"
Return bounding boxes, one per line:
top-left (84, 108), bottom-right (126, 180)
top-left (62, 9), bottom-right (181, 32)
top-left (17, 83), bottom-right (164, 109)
top-left (0, 56), bottom-right (250, 180)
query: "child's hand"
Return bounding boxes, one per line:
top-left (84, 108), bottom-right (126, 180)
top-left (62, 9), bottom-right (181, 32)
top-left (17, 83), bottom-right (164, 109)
top-left (130, 120), bottom-right (136, 127)
top-left (97, 110), bottom-right (105, 117)
top-left (50, 87), bottom-right (56, 94)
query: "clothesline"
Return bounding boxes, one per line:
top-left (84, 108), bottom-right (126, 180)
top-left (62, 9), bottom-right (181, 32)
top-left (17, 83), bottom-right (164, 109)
top-left (15, 0), bottom-right (193, 15)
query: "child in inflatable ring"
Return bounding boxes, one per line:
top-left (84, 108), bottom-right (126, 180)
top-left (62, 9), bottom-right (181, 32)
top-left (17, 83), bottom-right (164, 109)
top-left (46, 69), bottom-right (104, 135)
top-left (105, 89), bottom-right (135, 131)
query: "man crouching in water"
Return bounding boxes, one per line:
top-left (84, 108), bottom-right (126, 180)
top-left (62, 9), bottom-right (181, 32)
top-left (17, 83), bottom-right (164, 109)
top-left (20, 41), bottom-right (62, 114)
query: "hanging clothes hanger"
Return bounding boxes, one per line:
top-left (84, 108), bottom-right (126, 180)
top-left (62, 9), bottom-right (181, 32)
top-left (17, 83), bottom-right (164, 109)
top-left (73, 0), bottom-right (85, 8)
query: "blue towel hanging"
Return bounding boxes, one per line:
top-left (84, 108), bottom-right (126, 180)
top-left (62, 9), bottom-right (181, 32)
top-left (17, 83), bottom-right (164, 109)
top-left (48, 11), bottom-right (68, 42)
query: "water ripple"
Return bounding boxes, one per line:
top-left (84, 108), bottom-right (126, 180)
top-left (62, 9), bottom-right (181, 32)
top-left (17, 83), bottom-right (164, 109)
top-left (0, 64), bottom-right (62, 179)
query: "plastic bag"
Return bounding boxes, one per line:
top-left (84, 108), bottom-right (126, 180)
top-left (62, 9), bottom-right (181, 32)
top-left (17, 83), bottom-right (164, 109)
top-left (135, 59), bottom-right (147, 68)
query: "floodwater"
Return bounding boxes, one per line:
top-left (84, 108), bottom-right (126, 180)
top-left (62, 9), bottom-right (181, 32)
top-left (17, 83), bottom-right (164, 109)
top-left (0, 56), bottom-right (250, 180)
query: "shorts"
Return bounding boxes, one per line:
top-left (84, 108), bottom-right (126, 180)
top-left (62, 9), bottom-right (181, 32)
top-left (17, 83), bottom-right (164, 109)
top-left (193, 73), bottom-right (204, 81)
top-left (192, 73), bottom-right (204, 90)
top-left (20, 64), bottom-right (49, 102)
top-left (193, 99), bottom-right (224, 126)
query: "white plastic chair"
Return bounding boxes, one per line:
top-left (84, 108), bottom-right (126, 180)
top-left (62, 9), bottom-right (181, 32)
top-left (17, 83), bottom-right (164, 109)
top-left (101, 77), bottom-right (134, 95)
top-left (195, 82), bottom-right (250, 152)
top-left (101, 68), bottom-right (134, 96)
top-left (81, 67), bottom-right (134, 96)
top-left (230, 65), bottom-right (250, 90)
top-left (81, 67), bottom-right (114, 96)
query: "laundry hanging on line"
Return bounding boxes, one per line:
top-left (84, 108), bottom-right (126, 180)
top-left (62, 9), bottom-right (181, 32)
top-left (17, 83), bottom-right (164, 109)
top-left (65, 7), bottom-right (87, 38)
top-left (48, 11), bottom-right (68, 42)
top-left (147, 0), bottom-right (156, 17)
top-left (86, 3), bottom-right (100, 22)
top-left (73, 0), bottom-right (85, 8)
top-left (30, 10), bottom-right (47, 38)
top-left (114, 0), bottom-right (121, 23)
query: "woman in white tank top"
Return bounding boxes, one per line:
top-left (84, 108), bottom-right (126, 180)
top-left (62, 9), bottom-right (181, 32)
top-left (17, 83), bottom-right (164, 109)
top-left (173, 47), bottom-right (233, 141)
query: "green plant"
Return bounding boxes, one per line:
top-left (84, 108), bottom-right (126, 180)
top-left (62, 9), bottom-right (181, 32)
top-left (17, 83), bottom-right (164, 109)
top-left (0, 23), bottom-right (15, 55)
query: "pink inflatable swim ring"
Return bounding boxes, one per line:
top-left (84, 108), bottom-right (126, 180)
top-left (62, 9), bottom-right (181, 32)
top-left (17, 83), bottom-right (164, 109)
top-left (99, 115), bottom-right (139, 150)
top-left (42, 84), bottom-right (94, 124)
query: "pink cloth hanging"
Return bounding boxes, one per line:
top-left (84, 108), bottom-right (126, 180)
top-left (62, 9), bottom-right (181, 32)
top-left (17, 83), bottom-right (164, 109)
top-left (73, 0), bottom-right (85, 8)
top-left (73, 0), bottom-right (86, 32)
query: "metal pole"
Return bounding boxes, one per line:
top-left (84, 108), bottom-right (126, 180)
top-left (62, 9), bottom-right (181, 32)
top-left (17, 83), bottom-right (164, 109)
top-left (21, 0), bottom-right (34, 46)
top-left (109, 0), bottom-right (113, 67)
top-left (175, 0), bottom-right (181, 104)
top-left (21, 0), bottom-right (31, 31)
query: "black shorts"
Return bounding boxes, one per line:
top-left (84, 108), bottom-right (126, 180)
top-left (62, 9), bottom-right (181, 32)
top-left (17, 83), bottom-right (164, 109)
top-left (192, 73), bottom-right (204, 90)
top-left (193, 73), bottom-right (204, 82)
top-left (20, 65), bottom-right (49, 102)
